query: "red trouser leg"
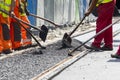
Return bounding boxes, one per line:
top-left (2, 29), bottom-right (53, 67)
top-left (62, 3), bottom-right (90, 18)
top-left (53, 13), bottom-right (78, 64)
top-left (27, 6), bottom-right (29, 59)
top-left (92, 1), bottom-right (114, 48)
top-left (104, 2), bottom-right (114, 48)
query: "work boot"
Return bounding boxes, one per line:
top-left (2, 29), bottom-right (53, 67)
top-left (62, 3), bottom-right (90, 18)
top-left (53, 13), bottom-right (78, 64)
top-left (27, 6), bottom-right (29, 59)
top-left (101, 46), bottom-right (113, 51)
top-left (111, 54), bottom-right (120, 59)
top-left (14, 47), bottom-right (23, 51)
top-left (85, 45), bottom-right (101, 51)
top-left (3, 49), bottom-right (13, 54)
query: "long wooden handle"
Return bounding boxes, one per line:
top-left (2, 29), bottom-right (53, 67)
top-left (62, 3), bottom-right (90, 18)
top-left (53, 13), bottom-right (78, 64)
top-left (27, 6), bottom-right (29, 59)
top-left (69, 16), bottom-right (86, 36)
top-left (29, 13), bottom-right (61, 27)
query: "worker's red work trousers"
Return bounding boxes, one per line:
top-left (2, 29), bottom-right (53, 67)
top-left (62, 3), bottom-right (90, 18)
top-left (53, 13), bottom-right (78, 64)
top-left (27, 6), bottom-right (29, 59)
top-left (92, 1), bottom-right (114, 48)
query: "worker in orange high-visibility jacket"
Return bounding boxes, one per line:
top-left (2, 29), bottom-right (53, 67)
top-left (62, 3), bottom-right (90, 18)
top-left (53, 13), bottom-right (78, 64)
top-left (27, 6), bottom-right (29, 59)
top-left (10, 0), bottom-right (22, 50)
top-left (85, 0), bottom-right (114, 51)
top-left (20, 0), bottom-right (32, 47)
top-left (0, 0), bottom-right (15, 54)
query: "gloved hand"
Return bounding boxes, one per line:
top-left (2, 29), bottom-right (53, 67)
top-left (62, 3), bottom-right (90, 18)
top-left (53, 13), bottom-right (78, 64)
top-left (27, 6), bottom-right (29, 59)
top-left (25, 8), bottom-right (30, 16)
top-left (9, 11), bottom-right (15, 17)
top-left (85, 10), bottom-right (91, 16)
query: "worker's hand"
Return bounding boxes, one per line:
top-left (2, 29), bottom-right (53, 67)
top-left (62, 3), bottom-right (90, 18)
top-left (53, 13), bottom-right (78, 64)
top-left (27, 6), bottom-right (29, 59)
top-left (25, 8), bottom-right (30, 16)
top-left (9, 11), bottom-right (15, 17)
top-left (85, 10), bottom-right (91, 16)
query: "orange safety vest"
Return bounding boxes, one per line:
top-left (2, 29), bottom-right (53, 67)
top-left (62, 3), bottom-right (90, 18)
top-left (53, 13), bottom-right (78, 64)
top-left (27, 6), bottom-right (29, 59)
top-left (0, 0), bottom-right (12, 17)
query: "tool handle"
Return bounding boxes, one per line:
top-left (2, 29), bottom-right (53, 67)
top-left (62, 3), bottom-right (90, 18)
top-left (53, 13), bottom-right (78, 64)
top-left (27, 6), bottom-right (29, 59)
top-left (18, 21), bottom-right (45, 49)
top-left (69, 16), bottom-right (86, 36)
top-left (29, 13), bottom-right (61, 27)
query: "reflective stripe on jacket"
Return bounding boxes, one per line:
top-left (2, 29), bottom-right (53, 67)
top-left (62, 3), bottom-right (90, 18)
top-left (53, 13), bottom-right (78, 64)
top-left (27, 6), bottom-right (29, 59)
top-left (97, 0), bottom-right (112, 6)
top-left (0, 0), bottom-right (4, 14)
top-left (20, 1), bottom-right (26, 16)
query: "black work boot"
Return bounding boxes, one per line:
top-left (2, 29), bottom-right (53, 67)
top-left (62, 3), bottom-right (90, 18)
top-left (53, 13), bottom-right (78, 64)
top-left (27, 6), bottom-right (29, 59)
top-left (101, 46), bottom-right (113, 51)
top-left (111, 54), bottom-right (120, 59)
top-left (3, 49), bottom-right (13, 54)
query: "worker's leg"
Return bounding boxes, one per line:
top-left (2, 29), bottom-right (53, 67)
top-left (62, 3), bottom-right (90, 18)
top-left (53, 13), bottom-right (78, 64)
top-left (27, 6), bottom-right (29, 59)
top-left (21, 16), bottom-right (32, 47)
top-left (10, 19), bottom-right (22, 50)
top-left (92, 1), bottom-right (114, 48)
top-left (104, 1), bottom-right (114, 48)
top-left (91, 5), bottom-right (107, 48)
top-left (0, 14), bottom-right (3, 53)
top-left (1, 17), bottom-right (12, 53)
top-left (0, 25), bottom-right (3, 53)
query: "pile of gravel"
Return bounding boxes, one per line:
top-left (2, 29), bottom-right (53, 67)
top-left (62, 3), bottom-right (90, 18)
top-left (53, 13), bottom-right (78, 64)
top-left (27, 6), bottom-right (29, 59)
top-left (0, 39), bottom-right (85, 80)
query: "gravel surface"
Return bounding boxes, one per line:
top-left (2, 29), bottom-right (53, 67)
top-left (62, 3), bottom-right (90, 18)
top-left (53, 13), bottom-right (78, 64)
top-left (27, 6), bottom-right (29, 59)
top-left (0, 40), bottom-right (85, 80)
top-left (0, 23), bottom-right (93, 80)
top-left (0, 17), bottom-right (118, 80)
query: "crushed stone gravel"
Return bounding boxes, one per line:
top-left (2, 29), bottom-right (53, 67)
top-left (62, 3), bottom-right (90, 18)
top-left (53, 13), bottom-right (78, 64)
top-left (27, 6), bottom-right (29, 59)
top-left (0, 23), bottom-right (94, 80)
top-left (0, 39), bottom-right (85, 80)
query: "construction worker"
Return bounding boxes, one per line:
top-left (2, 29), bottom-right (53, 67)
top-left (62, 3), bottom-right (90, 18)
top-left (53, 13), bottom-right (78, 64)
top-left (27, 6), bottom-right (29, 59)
top-left (10, 0), bottom-right (22, 50)
top-left (85, 0), bottom-right (114, 51)
top-left (20, 0), bottom-right (32, 47)
top-left (0, 0), bottom-right (15, 54)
